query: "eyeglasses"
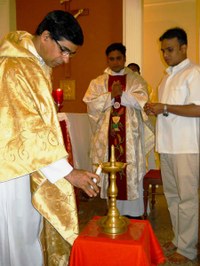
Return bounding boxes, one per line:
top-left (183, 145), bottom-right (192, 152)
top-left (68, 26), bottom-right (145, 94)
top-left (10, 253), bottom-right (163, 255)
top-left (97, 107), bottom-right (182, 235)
top-left (54, 39), bottom-right (76, 57)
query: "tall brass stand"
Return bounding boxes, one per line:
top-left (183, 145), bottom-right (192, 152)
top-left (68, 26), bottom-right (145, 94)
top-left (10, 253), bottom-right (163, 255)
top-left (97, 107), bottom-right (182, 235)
top-left (98, 145), bottom-right (129, 235)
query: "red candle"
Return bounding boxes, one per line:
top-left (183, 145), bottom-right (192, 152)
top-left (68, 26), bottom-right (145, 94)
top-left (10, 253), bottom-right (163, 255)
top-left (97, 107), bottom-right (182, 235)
top-left (53, 88), bottom-right (63, 105)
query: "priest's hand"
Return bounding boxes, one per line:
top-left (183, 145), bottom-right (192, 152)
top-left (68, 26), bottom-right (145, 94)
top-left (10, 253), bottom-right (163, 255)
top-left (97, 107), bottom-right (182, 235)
top-left (111, 80), bottom-right (123, 99)
top-left (65, 169), bottom-right (100, 197)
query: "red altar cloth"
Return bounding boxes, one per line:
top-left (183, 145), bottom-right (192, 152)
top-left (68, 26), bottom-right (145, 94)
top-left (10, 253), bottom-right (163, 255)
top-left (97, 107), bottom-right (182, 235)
top-left (69, 216), bottom-right (165, 266)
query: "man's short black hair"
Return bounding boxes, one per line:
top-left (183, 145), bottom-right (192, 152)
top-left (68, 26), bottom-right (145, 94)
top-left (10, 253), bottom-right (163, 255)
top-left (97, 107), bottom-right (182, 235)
top-left (35, 10), bottom-right (84, 45)
top-left (159, 27), bottom-right (187, 46)
top-left (105, 43), bottom-right (126, 57)
top-left (127, 63), bottom-right (140, 73)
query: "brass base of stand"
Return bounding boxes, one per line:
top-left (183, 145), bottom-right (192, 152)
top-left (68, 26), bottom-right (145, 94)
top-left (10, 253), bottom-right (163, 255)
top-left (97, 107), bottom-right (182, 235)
top-left (99, 215), bottom-right (129, 235)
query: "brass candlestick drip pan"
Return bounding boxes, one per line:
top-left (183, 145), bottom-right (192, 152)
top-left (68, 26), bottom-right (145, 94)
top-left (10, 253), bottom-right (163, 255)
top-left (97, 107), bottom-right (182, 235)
top-left (97, 145), bottom-right (129, 235)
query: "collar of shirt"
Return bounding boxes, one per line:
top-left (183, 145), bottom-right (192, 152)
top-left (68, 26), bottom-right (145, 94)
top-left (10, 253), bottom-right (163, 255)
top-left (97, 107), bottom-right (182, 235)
top-left (166, 58), bottom-right (190, 75)
top-left (104, 67), bottom-right (128, 76)
top-left (28, 44), bottom-right (46, 67)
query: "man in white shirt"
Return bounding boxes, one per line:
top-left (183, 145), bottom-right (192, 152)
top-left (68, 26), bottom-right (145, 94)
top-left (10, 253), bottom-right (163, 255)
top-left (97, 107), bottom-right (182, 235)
top-left (144, 27), bottom-right (200, 264)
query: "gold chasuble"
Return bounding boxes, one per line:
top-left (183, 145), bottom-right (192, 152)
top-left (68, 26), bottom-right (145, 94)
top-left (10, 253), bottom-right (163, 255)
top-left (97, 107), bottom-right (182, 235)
top-left (0, 31), bottom-right (78, 265)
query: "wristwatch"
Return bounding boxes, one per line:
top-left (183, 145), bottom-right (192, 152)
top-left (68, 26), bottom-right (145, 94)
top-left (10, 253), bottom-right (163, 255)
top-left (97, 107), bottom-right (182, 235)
top-left (163, 104), bottom-right (169, 117)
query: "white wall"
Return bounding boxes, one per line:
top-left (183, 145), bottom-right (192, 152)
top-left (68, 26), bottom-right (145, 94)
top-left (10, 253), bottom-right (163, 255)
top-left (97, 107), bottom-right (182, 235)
top-left (123, 0), bottom-right (200, 94)
top-left (123, 0), bottom-right (143, 67)
top-left (143, 0), bottom-right (199, 92)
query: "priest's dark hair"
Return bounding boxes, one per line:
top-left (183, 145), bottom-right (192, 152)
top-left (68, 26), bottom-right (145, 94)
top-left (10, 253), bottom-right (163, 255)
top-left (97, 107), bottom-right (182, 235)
top-left (35, 10), bottom-right (84, 45)
top-left (105, 43), bottom-right (126, 57)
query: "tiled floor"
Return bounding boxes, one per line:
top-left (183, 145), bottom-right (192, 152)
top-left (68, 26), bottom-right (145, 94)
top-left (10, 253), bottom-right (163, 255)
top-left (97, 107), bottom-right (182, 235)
top-left (77, 187), bottom-right (200, 266)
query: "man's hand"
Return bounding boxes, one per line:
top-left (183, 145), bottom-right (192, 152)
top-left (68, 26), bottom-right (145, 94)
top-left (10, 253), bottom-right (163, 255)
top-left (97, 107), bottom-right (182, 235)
top-left (144, 102), bottom-right (164, 116)
top-left (65, 169), bottom-right (100, 198)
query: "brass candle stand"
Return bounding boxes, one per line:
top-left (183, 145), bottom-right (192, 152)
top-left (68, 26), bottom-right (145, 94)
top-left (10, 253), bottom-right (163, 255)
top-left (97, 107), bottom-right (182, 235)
top-left (97, 145), bottom-right (129, 235)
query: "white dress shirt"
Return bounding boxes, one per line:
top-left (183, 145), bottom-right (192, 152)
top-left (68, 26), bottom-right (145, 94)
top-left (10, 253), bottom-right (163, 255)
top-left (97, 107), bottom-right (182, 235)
top-left (156, 59), bottom-right (200, 153)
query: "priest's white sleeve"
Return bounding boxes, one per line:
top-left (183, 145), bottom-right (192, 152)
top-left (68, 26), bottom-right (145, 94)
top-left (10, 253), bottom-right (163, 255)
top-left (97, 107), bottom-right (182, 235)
top-left (121, 91), bottom-right (141, 108)
top-left (40, 158), bottom-right (73, 184)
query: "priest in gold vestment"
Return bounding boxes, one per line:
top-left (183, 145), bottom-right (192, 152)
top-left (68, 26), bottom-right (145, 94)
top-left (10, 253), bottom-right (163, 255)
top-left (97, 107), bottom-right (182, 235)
top-left (0, 10), bottom-right (100, 266)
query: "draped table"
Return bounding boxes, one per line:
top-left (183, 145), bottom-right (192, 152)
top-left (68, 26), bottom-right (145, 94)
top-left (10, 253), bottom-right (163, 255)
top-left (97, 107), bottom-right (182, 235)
top-left (58, 113), bottom-right (92, 170)
top-left (69, 216), bottom-right (165, 266)
top-left (58, 112), bottom-right (93, 206)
